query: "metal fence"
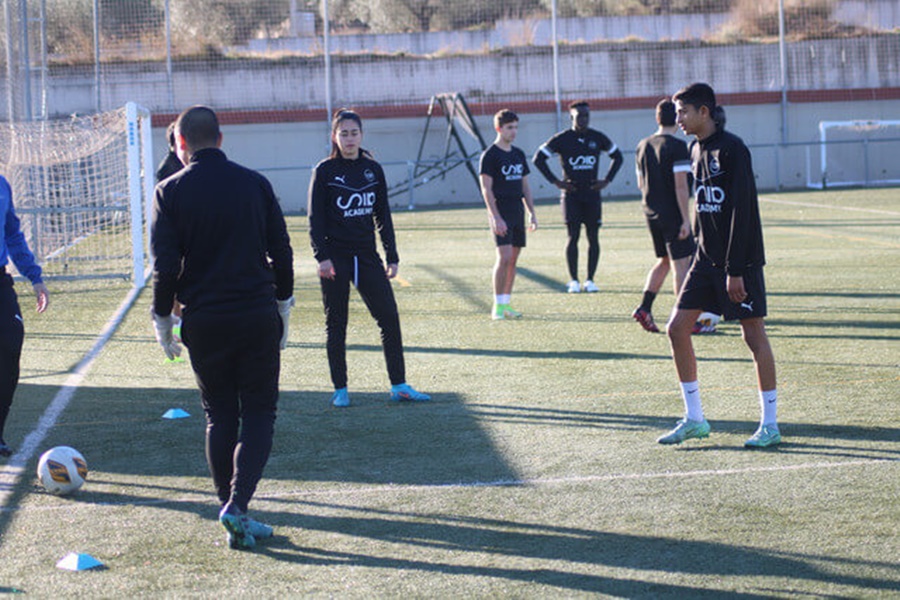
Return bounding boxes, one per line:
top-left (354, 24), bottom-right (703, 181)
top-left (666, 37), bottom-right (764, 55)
top-left (1, 0), bottom-right (899, 200)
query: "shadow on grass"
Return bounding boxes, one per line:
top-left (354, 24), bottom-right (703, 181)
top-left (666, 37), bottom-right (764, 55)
top-left (2, 386), bottom-right (897, 595)
top-left (463, 405), bottom-right (900, 460)
top-left (248, 502), bottom-right (899, 596)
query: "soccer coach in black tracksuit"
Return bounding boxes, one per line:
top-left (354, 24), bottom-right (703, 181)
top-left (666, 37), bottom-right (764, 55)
top-left (151, 105), bottom-right (294, 550)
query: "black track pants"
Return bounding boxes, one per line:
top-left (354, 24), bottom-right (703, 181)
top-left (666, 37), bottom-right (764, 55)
top-left (0, 275), bottom-right (23, 441)
top-left (181, 306), bottom-right (281, 512)
top-left (320, 252), bottom-right (405, 390)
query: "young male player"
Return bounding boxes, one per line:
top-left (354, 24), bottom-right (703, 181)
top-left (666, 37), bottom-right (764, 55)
top-left (0, 176), bottom-right (50, 457)
top-left (151, 106), bottom-right (295, 549)
top-left (632, 98), bottom-right (694, 333)
top-left (479, 109), bottom-right (537, 320)
top-left (658, 83), bottom-right (781, 448)
top-left (533, 101), bottom-right (623, 293)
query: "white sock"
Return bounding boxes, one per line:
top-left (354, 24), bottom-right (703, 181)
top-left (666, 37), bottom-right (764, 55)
top-left (497, 294), bottom-right (510, 305)
top-left (680, 380), bottom-right (703, 422)
top-left (760, 389), bottom-right (777, 426)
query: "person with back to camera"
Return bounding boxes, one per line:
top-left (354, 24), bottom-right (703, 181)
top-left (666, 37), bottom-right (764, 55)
top-left (151, 105), bottom-right (295, 550)
top-left (658, 82), bottom-right (781, 448)
top-left (533, 100), bottom-right (623, 294)
top-left (308, 108), bottom-right (430, 408)
top-left (155, 120), bottom-right (186, 346)
top-left (632, 98), bottom-right (695, 333)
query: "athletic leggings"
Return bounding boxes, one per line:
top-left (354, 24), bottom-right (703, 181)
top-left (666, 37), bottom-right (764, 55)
top-left (0, 274), bottom-right (24, 441)
top-left (320, 251), bottom-right (405, 390)
top-left (566, 221), bottom-right (600, 282)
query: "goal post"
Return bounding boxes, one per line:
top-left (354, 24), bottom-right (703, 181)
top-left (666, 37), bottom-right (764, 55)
top-left (126, 102), bottom-right (154, 287)
top-left (1, 103), bottom-right (154, 286)
top-left (808, 120), bottom-right (900, 189)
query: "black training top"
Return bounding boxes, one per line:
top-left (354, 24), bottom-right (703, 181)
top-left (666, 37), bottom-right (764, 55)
top-left (308, 153), bottom-right (399, 265)
top-left (533, 127), bottom-right (623, 195)
top-left (479, 144), bottom-right (530, 204)
top-left (155, 151), bottom-right (183, 184)
top-left (635, 133), bottom-right (691, 220)
top-left (151, 148), bottom-right (294, 316)
top-left (690, 129), bottom-right (766, 276)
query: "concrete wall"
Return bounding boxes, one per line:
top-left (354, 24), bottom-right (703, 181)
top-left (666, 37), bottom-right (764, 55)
top-left (30, 37), bottom-right (900, 120)
top-left (194, 96), bottom-right (900, 215)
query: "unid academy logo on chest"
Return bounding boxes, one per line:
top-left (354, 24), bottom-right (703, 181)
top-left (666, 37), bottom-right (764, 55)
top-left (695, 150), bottom-right (725, 213)
top-left (501, 163), bottom-right (525, 180)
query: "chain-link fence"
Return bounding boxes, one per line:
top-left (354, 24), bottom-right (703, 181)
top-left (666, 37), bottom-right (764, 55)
top-left (1, 0), bottom-right (898, 208)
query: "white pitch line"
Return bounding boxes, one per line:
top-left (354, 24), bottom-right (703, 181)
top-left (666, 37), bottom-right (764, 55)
top-left (761, 196), bottom-right (900, 216)
top-left (4, 456), bottom-right (894, 514)
top-left (0, 284), bottom-right (145, 508)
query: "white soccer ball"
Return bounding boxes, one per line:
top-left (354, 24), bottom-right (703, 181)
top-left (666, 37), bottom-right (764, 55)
top-left (37, 446), bottom-right (88, 495)
top-left (698, 312), bottom-right (721, 328)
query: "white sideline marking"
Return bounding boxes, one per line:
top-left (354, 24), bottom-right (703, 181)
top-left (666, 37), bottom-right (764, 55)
top-left (0, 284), bottom-right (146, 509)
top-left (3, 457), bottom-right (894, 514)
top-left (761, 196), bottom-right (900, 216)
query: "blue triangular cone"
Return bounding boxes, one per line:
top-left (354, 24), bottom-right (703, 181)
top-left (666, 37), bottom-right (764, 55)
top-left (162, 408), bottom-right (190, 419)
top-left (56, 552), bottom-right (103, 571)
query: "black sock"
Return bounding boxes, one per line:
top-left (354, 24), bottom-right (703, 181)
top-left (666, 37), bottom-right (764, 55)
top-left (641, 291), bottom-right (657, 312)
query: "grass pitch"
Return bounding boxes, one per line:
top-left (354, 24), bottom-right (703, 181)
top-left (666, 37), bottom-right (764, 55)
top-left (0, 188), bottom-right (898, 597)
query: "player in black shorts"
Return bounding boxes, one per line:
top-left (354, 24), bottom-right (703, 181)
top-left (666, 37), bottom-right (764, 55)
top-left (479, 109), bottom-right (537, 320)
top-left (533, 101), bottom-right (623, 294)
top-left (309, 109), bottom-right (430, 408)
top-left (658, 83), bottom-right (781, 449)
top-left (632, 98), bottom-right (695, 333)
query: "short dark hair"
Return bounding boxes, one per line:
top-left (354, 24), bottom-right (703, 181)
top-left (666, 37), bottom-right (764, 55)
top-left (568, 100), bottom-right (590, 111)
top-left (175, 106), bottom-right (220, 151)
top-left (656, 98), bottom-right (676, 127)
top-left (494, 109), bottom-right (518, 129)
top-left (165, 121), bottom-right (177, 150)
top-left (672, 82), bottom-right (717, 113)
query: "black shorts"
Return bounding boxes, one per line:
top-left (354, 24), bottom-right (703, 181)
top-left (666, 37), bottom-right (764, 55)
top-left (495, 199), bottom-right (526, 247)
top-left (562, 191), bottom-right (602, 227)
top-left (647, 216), bottom-right (695, 260)
top-left (677, 260), bottom-right (767, 321)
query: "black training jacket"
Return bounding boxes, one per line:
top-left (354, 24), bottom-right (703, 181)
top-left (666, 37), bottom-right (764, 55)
top-left (151, 148), bottom-right (294, 316)
top-left (690, 130), bottom-right (766, 276)
top-left (308, 153), bottom-right (399, 265)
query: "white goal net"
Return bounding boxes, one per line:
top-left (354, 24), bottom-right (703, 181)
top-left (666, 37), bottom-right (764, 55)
top-left (1, 103), bottom-right (154, 285)
top-left (807, 120), bottom-right (900, 189)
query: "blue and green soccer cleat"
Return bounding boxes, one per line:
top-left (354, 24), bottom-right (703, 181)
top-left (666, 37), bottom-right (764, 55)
top-left (744, 424), bottom-right (781, 448)
top-left (657, 418), bottom-right (711, 444)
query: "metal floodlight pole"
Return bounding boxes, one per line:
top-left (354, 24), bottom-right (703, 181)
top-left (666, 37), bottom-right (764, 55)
top-left (93, 0), bottom-right (101, 112)
top-left (165, 0), bottom-right (174, 111)
top-left (551, 0), bottom-right (562, 131)
top-left (4, 0), bottom-right (14, 122)
top-left (323, 0), bottom-right (333, 145)
top-left (778, 0), bottom-right (788, 145)
top-left (18, 0), bottom-right (31, 120)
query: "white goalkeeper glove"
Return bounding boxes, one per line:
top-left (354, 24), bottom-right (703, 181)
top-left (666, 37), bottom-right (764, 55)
top-left (277, 296), bottom-right (295, 351)
top-left (151, 310), bottom-right (183, 360)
